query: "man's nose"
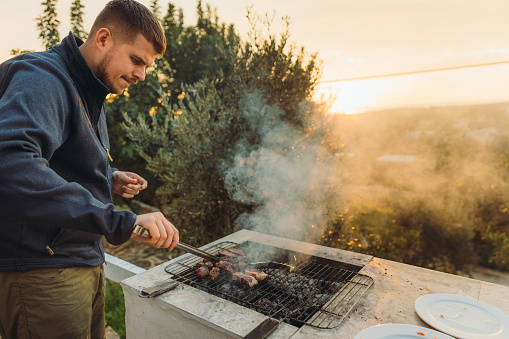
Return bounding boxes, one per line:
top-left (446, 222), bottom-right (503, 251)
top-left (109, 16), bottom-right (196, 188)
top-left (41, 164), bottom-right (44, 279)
top-left (134, 66), bottom-right (146, 82)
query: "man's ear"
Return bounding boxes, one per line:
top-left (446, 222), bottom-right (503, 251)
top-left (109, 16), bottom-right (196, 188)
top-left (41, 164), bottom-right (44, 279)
top-left (94, 28), bottom-right (113, 52)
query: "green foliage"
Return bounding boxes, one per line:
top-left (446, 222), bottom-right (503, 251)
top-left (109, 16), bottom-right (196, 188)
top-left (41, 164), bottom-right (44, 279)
top-left (473, 193), bottom-right (509, 270)
top-left (150, 0), bottom-right (162, 19)
top-left (105, 1), bottom-right (239, 194)
top-left (105, 71), bottom-right (164, 198)
top-left (124, 80), bottom-right (245, 244)
top-left (70, 0), bottom-right (87, 40)
top-left (223, 9), bottom-right (320, 126)
top-left (36, 0), bottom-right (60, 50)
top-left (105, 280), bottom-right (126, 339)
top-left (157, 0), bottom-right (237, 107)
top-left (321, 197), bottom-right (475, 273)
top-left (10, 49), bottom-right (35, 56)
top-left (121, 5), bottom-right (321, 245)
top-left (481, 230), bottom-right (509, 270)
top-left (319, 103), bottom-right (509, 273)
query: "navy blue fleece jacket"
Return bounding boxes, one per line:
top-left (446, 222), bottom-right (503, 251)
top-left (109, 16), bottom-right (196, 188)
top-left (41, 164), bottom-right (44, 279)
top-left (0, 32), bottom-right (137, 272)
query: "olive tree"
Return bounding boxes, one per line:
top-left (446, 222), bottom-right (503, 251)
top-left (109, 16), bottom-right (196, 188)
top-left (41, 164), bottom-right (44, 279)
top-left (123, 12), bottom-right (323, 245)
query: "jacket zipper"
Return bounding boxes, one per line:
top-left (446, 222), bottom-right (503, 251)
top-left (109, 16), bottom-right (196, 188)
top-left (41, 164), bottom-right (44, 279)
top-left (105, 147), bottom-right (113, 162)
top-left (78, 96), bottom-right (113, 163)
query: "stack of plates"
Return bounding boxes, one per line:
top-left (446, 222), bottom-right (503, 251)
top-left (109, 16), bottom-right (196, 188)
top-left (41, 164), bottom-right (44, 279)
top-left (353, 294), bottom-right (509, 339)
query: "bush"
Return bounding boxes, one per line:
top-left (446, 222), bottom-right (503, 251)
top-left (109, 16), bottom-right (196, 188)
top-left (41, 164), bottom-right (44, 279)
top-left (321, 196), bottom-right (477, 273)
top-left (473, 192), bottom-right (509, 271)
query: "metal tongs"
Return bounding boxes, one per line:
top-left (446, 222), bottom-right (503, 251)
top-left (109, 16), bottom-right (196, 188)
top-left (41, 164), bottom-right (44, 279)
top-left (133, 225), bottom-right (220, 262)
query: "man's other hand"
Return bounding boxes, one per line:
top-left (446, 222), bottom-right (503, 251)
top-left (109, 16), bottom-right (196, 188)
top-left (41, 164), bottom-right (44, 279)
top-left (112, 171), bottom-right (147, 198)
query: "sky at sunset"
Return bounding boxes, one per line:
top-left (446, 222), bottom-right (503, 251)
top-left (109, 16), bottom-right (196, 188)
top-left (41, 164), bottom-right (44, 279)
top-left (2, 0), bottom-right (509, 113)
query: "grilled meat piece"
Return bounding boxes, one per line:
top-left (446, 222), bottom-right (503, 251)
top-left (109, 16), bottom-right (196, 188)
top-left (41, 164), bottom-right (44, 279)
top-left (226, 248), bottom-right (245, 256)
top-left (209, 267), bottom-right (221, 280)
top-left (245, 269), bottom-right (268, 281)
top-left (233, 272), bottom-right (258, 287)
top-left (197, 265), bottom-right (209, 278)
top-left (196, 248), bottom-right (251, 281)
top-left (202, 259), bottom-right (214, 268)
top-left (215, 260), bottom-right (235, 276)
top-left (217, 249), bottom-right (237, 259)
top-left (216, 248), bottom-right (248, 271)
top-left (196, 260), bottom-right (213, 269)
top-left (218, 248), bottom-right (246, 259)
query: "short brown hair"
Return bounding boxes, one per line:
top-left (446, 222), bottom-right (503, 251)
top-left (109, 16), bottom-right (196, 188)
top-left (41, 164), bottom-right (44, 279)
top-left (89, 0), bottom-right (166, 55)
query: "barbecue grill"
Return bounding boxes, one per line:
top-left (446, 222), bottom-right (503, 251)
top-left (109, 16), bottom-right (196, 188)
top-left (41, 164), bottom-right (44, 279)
top-left (164, 240), bottom-right (373, 331)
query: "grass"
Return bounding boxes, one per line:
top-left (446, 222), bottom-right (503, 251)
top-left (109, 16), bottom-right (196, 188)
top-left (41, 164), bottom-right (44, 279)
top-left (105, 279), bottom-right (126, 339)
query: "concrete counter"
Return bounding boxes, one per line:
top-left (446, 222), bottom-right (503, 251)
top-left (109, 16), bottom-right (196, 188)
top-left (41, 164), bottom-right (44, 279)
top-left (121, 230), bottom-right (509, 338)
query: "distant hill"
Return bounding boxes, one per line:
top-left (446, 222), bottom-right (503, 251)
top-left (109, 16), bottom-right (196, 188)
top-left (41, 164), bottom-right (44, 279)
top-left (335, 101), bottom-right (509, 134)
top-left (325, 101), bottom-right (509, 154)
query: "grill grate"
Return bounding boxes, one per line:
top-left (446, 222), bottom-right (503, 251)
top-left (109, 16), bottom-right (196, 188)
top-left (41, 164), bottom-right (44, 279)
top-left (164, 241), bottom-right (373, 329)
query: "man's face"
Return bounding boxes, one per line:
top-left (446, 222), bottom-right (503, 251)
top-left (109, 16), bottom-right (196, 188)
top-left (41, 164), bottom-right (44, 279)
top-left (96, 33), bottom-right (158, 95)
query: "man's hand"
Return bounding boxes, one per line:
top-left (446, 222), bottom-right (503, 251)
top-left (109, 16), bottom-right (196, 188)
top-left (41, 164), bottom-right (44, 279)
top-left (130, 212), bottom-right (179, 251)
top-left (112, 171), bottom-right (147, 199)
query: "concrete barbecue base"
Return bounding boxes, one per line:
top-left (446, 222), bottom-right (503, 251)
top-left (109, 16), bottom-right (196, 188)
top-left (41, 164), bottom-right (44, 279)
top-left (121, 230), bottom-right (509, 338)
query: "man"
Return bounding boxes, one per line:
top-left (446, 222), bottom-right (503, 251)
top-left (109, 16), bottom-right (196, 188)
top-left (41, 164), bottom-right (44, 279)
top-left (0, 1), bottom-right (178, 338)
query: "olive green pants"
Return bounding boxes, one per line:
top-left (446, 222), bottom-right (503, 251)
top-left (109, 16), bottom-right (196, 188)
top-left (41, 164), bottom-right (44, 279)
top-left (0, 265), bottom-right (105, 339)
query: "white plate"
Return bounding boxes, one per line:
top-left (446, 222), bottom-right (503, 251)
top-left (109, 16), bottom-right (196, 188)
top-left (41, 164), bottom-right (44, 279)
top-left (353, 324), bottom-right (454, 339)
top-left (415, 294), bottom-right (509, 339)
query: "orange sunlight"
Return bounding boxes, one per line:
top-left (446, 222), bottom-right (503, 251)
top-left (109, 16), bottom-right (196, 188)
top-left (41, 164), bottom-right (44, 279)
top-left (316, 81), bottom-right (382, 115)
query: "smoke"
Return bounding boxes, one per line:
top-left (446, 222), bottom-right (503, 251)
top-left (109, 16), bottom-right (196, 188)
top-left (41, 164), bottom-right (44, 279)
top-left (333, 103), bottom-right (509, 271)
top-left (339, 104), bottom-right (509, 200)
top-left (224, 89), bottom-right (509, 270)
top-left (224, 92), bottom-right (345, 242)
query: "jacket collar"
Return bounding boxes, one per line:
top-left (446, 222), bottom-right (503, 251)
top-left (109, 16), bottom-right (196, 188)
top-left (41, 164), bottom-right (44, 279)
top-left (53, 32), bottom-right (110, 128)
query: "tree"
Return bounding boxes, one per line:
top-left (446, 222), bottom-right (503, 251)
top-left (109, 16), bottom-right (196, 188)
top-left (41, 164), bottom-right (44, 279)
top-left (36, 0), bottom-right (61, 50)
top-left (123, 80), bottom-right (242, 244)
top-left (155, 0), bottom-right (238, 107)
top-left (221, 10), bottom-right (321, 127)
top-left (70, 0), bottom-right (87, 40)
top-left (150, 0), bottom-right (161, 19)
top-left (123, 9), bottom-right (323, 245)
top-left (106, 1), bottom-right (240, 182)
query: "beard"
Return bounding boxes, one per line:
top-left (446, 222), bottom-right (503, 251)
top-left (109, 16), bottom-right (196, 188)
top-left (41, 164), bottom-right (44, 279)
top-left (95, 48), bottom-right (123, 95)
top-left (95, 48), bottom-right (139, 95)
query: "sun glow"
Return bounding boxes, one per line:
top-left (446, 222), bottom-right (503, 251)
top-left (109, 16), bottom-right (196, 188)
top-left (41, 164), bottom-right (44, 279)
top-left (316, 81), bottom-right (383, 115)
